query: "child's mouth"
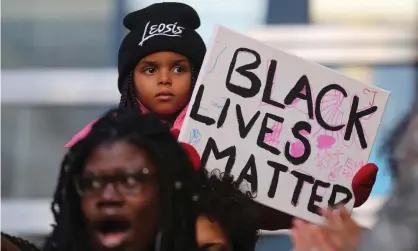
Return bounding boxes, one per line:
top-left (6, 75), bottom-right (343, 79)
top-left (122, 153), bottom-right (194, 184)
top-left (156, 91), bottom-right (174, 101)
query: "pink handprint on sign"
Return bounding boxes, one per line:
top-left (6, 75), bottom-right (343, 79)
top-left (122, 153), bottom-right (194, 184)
top-left (290, 130), bottom-right (309, 158)
top-left (317, 134), bottom-right (336, 149)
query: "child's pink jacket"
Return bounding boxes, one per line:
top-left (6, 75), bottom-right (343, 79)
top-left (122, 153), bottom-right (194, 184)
top-left (65, 104), bottom-right (189, 148)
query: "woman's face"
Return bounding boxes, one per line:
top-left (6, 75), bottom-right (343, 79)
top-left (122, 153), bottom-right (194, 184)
top-left (134, 51), bottom-right (192, 117)
top-left (79, 141), bottom-right (159, 251)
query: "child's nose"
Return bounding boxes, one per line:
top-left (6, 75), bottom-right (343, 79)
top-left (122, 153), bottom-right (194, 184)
top-left (158, 70), bottom-right (172, 85)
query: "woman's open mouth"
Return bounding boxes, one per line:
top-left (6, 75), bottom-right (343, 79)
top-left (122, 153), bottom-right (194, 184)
top-left (94, 219), bottom-right (132, 249)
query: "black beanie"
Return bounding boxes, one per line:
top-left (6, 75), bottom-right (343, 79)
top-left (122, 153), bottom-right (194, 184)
top-left (117, 2), bottom-right (207, 93)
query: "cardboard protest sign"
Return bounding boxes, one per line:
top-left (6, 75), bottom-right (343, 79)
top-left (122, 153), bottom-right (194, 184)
top-left (178, 26), bottom-right (390, 223)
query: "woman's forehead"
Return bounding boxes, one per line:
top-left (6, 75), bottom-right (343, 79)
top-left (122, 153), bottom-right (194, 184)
top-left (83, 141), bottom-right (154, 173)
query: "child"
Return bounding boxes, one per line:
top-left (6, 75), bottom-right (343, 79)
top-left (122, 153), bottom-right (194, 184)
top-left (65, 2), bottom-right (205, 148)
top-left (63, 3), bottom-right (245, 247)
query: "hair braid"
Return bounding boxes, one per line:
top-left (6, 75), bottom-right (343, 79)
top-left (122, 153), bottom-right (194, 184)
top-left (119, 72), bottom-right (139, 110)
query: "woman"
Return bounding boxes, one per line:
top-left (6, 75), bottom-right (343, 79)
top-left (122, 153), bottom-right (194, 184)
top-left (44, 109), bottom-right (202, 251)
top-left (44, 108), bottom-right (261, 251)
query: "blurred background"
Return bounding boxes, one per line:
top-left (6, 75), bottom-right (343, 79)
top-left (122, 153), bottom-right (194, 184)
top-left (1, 0), bottom-right (417, 250)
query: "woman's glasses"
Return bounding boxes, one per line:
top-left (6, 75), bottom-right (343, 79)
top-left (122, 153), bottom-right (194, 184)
top-left (74, 168), bottom-right (152, 196)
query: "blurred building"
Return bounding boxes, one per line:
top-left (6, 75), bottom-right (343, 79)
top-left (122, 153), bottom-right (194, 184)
top-left (1, 0), bottom-right (417, 250)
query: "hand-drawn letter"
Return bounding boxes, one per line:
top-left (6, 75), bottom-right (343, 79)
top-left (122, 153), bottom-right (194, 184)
top-left (226, 48), bottom-right (262, 98)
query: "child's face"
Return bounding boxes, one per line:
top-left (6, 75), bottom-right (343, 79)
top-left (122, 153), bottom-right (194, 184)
top-left (134, 52), bottom-right (192, 116)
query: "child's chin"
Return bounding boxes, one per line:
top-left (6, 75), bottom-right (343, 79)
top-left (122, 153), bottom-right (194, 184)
top-left (154, 106), bottom-right (179, 117)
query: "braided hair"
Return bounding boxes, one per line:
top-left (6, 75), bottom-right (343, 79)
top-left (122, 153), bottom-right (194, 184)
top-left (118, 72), bottom-right (139, 109)
top-left (118, 68), bottom-right (199, 111)
top-left (43, 109), bottom-right (201, 251)
top-left (1, 232), bottom-right (40, 251)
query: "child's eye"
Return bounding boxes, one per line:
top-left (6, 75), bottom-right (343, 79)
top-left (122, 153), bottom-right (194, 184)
top-left (144, 67), bottom-right (156, 74)
top-left (172, 66), bottom-right (185, 73)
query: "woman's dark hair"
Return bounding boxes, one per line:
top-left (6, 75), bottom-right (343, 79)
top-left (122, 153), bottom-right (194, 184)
top-left (43, 108), bottom-right (201, 251)
top-left (118, 68), bottom-right (198, 110)
top-left (196, 171), bottom-right (260, 251)
top-left (1, 232), bottom-right (40, 251)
